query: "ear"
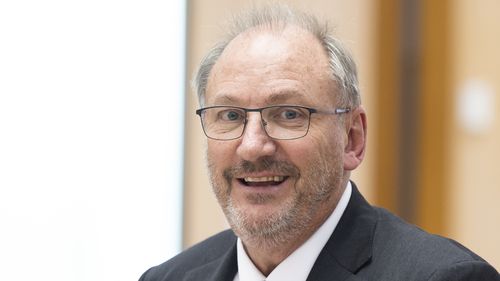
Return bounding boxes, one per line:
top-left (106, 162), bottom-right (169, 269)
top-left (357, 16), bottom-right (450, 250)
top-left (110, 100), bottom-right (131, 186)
top-left (343, 106), bottom-right (367, 171)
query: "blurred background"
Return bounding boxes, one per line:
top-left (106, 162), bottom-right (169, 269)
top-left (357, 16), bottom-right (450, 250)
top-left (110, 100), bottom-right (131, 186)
top-left (0, 0), bottom-right (498, 280)
top-left (184, 0), bottom-right (500, 269)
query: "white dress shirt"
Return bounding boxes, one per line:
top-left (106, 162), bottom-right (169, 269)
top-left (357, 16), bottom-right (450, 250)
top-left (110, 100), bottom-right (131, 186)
top-left (233, 181), bottom-right (352, 281)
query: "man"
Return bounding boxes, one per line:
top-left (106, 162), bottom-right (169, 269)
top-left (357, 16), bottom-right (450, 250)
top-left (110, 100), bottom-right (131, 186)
top-left (140, 5), bottom-right (499, 281)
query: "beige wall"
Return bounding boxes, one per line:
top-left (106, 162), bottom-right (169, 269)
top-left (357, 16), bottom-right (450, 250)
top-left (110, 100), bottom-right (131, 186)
top-left (183, 0), bottom-right (500, 269)
top-left (449, 0), bottom-right (500, 268)
top-left (183, 0), bottom-right (376, 247)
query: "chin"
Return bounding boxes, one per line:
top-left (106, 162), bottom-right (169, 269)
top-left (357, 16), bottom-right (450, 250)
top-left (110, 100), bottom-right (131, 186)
top-left (224, 194), bottom-right (309, 247)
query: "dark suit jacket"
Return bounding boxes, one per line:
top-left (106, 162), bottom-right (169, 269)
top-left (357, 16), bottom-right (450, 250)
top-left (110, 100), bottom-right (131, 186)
top-left (139, 183), bottom-right (499, 281)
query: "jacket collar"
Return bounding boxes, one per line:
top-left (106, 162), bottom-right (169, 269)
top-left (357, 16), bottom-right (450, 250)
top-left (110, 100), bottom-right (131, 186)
top-left (306, 182), bottom-right (377, 281)
top-left (183, 235), bottom-right (238, 281)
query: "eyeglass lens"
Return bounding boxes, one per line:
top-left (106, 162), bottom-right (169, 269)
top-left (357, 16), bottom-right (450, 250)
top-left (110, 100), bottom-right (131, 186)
top-left (200, 106), bottom-right (312, 140)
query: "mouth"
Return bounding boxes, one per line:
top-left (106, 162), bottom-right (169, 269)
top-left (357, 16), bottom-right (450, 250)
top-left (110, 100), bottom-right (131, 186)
top-left (238, 176), bottom-right (288, 187)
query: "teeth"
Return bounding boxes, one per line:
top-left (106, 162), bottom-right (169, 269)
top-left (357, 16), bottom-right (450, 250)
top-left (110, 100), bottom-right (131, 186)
top-left (244, 176), bottom-right (285, 182)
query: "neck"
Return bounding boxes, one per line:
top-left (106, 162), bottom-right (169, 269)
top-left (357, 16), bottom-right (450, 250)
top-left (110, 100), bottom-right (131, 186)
top-left (240, 204), bottom-right (334, 276)
top-left (242, 230), bottom-right (310, 275)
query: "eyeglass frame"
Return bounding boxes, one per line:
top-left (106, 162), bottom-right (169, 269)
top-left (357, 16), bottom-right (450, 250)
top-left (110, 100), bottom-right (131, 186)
top-left (195, 104), bottom-right (351, 141)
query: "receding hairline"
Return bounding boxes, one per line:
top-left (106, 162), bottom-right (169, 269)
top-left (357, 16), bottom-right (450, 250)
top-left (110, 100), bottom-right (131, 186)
top-left (193, 4), bottom-right (361, 108)
top-left (213, 23), bottom-right (332, 71)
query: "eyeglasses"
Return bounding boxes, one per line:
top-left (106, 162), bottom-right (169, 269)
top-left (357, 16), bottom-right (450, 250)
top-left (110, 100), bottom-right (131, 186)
top-left (195, 105), bottom-right (350, 140)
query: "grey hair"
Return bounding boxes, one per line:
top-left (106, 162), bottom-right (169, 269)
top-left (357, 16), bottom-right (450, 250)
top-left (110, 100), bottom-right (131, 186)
top-left (193, 4), bottom-right (361, 108)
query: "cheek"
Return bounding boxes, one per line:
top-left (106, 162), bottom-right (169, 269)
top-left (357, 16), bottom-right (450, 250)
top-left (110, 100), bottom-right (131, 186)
top-left (311, 122), bottom-right (345, 149)
top-left (280, 138), bottom-right (322, 172)
top-left (206, 142), bottom-right (231, 201)
top-left (288, 129), bottom-right (344, 167)
top-left (207, 141), bottom-right (235, 172)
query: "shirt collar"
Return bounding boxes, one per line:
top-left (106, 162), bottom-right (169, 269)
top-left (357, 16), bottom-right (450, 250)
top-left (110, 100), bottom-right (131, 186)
top-left (234, 181), bottom-right (352, 281)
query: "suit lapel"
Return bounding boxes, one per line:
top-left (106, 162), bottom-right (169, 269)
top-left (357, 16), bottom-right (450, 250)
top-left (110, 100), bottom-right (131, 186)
top-left (183, 238), bottom-right (238, 281)
top-left (306, 250), bottom-right (366, 281)
top-left (306, 182), bottom-right (376, 281)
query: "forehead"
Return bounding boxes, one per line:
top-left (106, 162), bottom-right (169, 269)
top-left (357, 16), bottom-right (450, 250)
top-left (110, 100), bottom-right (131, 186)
top-left (205, 25), bottom-right (336, 107)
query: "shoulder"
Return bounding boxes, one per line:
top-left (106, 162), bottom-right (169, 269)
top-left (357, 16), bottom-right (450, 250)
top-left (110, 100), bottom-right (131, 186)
top-left (139, 229), bottom-right (237, 281)
top-left (426, 260), bottom-right (500, 281)
top-left (367, 207), bottom-right (499, 280)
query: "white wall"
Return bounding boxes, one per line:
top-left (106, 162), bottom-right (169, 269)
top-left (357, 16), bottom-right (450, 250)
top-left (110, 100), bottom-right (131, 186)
top-left (0, 1), bottom-right (186, 280)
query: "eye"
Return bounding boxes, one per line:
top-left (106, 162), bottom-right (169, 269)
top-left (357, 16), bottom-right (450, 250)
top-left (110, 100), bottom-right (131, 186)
top-left (219, 109), bottom-right (244, 122)
top-left (273, 107), bottom-right (306, 121)
top-left (282, 110), bottom-right (299, 120)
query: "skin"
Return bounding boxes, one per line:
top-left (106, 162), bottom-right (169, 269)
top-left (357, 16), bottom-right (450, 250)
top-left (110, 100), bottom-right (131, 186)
top-left (203, 25), bottom-right (367, 276)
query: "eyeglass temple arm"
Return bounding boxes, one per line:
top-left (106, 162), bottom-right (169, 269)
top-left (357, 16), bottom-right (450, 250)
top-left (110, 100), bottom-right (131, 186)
top-left (314, 108), bottom-right (351, 115)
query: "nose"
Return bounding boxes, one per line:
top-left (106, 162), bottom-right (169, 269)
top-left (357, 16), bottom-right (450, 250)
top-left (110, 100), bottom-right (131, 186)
top-left (236, 113), bottom-right (277, 162)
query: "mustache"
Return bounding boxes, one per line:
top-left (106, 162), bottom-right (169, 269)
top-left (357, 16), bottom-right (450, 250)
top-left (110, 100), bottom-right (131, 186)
top-left (223, 157), bottom-right (300, 181)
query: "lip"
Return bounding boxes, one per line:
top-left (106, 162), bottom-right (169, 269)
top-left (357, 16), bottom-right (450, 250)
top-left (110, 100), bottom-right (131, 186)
top-left (236, 173), bottom-right (288, 184)
top-left (236, 172), bottom-right (288, 178)
top-left (243, 175), bottom-right (286, 182)
top-left (232, 174), bottom-right (291, 193)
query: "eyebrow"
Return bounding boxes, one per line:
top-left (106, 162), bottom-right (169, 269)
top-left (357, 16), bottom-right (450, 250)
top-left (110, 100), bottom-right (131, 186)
top-left (266, 91), bottom-right (307, 104)
top-left (211, 90), bottom-right (308, 106)
top-left (211, 94), bottom-right (237, 105)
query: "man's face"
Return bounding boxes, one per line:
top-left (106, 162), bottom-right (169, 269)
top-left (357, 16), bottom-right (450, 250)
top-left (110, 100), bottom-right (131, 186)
top-left (204, 26), bottom-right (350, 246)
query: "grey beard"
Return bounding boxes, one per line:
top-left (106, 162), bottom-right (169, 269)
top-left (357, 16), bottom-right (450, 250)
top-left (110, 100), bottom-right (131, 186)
top-left (225, 190), bottom-right (310, 249)
top-left (217, 155), bottom-right (344, 249)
